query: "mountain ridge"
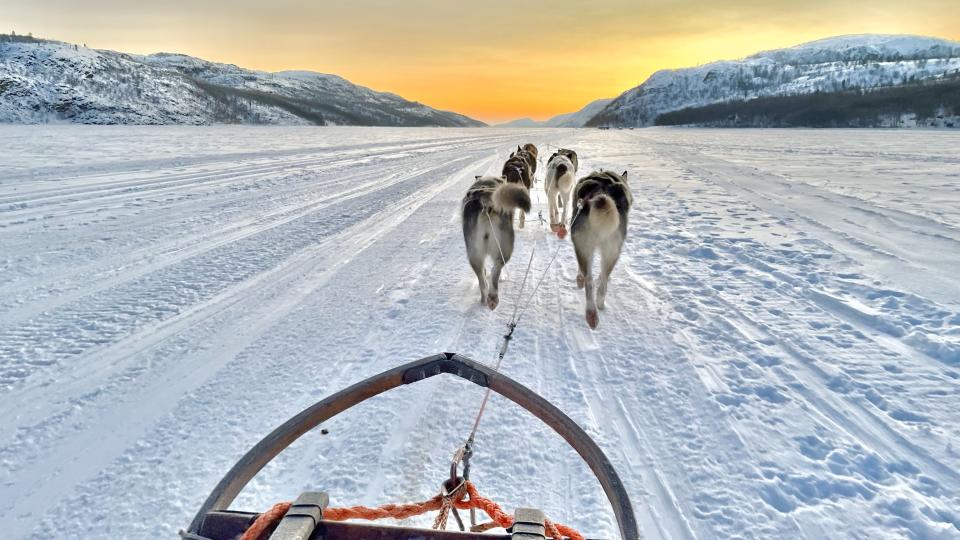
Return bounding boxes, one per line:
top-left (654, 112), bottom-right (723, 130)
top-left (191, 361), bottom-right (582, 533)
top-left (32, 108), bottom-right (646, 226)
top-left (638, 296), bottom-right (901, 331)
top-left (587, 34), bottom-right (960, 127)
top-left (496, 98), bottom-right (613, 128)
top-left (0, 35), bottom-right (485, 126)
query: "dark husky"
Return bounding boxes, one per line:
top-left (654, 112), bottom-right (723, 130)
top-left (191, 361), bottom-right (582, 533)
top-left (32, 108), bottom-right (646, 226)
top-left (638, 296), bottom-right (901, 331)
top-left (569, 169), bottom-right (632, 329)
top-left (520, 143), bottom-right (539, 177)
top-left (462, 175), bottom-right (532, 310)
top-left (502, 150), bottom-right (533, 228)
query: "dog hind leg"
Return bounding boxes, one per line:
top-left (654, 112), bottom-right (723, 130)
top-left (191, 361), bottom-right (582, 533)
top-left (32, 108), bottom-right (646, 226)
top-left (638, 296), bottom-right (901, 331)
top-left (597, 237), bottom-right (622, 310)
top-left (487, 220), bottom-right (514, 310)
top-left (559, 189), bottom-right (569, 225)
top-left (546, 185), bottom-right (558, 226)
top-left (574, 240), bottom-right (599, 328)
top-left (487, 257), bottom-right (504, 310)
top-left (469, 251), bottom-right (487, 305)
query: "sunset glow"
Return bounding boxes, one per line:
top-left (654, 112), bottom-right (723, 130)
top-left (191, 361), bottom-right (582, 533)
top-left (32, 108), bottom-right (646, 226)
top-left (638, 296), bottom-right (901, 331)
top-left (6, 0), bottom-right (960, 123)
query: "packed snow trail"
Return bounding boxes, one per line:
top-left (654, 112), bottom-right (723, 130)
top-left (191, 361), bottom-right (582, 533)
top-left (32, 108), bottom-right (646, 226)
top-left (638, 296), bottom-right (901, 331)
top-left (0, 126), bottom-right (958, 539)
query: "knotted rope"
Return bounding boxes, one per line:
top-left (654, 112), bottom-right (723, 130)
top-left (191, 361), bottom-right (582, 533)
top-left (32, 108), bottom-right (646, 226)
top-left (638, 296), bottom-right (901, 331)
top-left (239, 481), bottom-right (585, 540)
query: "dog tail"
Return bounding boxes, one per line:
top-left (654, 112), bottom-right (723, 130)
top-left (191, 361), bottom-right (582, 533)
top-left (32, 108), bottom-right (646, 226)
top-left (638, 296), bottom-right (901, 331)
top-left (492, 183), bottom-right (532, 213)
top-left (588, 194), bottom-right (619, 237)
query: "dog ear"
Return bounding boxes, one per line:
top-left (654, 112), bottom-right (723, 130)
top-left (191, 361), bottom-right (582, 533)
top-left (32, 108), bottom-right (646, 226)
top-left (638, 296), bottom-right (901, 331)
top-left (621, 170), bottom-right (629, 180)
top-left (475, 175), bottom-right (482, 180)
top-left (517, 145), bottom-right (522, 153)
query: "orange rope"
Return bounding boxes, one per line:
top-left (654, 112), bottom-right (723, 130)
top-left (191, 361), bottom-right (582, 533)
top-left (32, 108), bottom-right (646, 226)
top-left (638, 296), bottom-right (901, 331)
top-left (240, 501), bottom-right (291, 540)
top-left (239, 481), bottom-right (586, 540)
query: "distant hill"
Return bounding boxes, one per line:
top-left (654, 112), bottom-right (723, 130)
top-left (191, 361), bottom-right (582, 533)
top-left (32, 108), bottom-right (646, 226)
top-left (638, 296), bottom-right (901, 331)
top-left (0, 34), bottom-right (485, 126)
top-left (497, 98), bottom-right (613, 128)
top-left (496, 117), bottom-right (543, 128)
top-left (655, 76), bottom-right (960, 128)
top-left (587, 34), bottom-right (960, 127)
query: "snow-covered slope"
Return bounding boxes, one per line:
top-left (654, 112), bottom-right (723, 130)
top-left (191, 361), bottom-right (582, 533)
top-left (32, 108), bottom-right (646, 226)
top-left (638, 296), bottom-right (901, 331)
top-left (0, 36), bottom-right (484, 126)
top-left (1, 126), bottom-right (959, 539)
top-left (496, 117), bottom-right (543, 128)
top-left (588, 34), bottom-right (960, 126)
top-left (543, 98), bottom-right (613, 127)
top-left (497, 98), bottom-right (613, 128)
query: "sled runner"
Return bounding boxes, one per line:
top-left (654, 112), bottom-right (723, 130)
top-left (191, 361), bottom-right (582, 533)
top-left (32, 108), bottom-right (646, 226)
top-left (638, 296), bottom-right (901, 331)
top-left (185, 353), bottom-right (638, 540)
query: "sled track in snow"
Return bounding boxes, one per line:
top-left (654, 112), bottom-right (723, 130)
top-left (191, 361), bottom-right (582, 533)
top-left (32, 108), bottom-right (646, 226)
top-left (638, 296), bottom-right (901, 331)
top-left (0, 145), bottom-right (502, 539)
top-left (1, 126), bottom-right (958, 540)
top-left (0, 153), bottom-right (488, 326)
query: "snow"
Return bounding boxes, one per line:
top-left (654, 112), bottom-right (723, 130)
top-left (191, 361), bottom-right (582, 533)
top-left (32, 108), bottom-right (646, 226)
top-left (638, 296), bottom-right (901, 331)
top-left (590, 34), bottom-right (960, 127)
top-left (1, 126), bottom-right (959, 539)
top-left (0, 39), bottom-right (483, 126)
top-left (498, 99), bottom-right (615, 128)
top-left (752, 34), bottom-right (960, 64)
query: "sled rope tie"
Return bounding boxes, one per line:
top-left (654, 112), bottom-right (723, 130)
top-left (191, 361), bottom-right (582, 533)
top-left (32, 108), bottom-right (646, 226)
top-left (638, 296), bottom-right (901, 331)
top-left (512, 203), bottom-right (583, 327)
top-left (464, 181), bottom-right (582, 462)
top-left (463, 235), bottom-right (536, 448)
top-left (485, 209), bottom-right (508, 266)
top-left (239, 481), bottom-right (585, 540)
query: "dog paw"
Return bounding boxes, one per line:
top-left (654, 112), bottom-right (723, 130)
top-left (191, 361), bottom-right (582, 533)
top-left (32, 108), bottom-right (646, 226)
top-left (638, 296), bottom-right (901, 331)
top-left (576, 273), bottom-right (585, 289)
top-left (487, 294), bottom-right (499, 310)
top-left (585, 309), bottom-right (599, 329)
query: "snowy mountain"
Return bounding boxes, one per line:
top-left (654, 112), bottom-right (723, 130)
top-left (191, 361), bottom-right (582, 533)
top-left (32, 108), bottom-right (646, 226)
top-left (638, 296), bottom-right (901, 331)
top-left (543, 98), bottom-right (614, 127)
top-left (587, 34), bottom-right (960, 127)
top-left (656, 76), bottom-right (960, 128)
top-left (496, 117), bottom-right (543, 128)
top-left (0, 35), bottom-right (484, 126)
top-left (497, 98), bottom-right (613, 128)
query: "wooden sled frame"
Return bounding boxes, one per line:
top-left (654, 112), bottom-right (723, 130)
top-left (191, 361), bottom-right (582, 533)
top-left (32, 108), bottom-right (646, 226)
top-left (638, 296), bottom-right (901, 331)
top-left (187, 352), bottom-right (639, 540)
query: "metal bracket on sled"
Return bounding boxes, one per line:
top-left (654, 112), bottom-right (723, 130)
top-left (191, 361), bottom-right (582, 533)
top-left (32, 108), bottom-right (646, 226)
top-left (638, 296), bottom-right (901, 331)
top-left (268, 492), bottom-right (329, 540)
top-left (188, 353), bottom-right (639, 540)
top-left (511, 508), bottom-right (546, 540)
top-left (401, 352), bottom-right (490, 386)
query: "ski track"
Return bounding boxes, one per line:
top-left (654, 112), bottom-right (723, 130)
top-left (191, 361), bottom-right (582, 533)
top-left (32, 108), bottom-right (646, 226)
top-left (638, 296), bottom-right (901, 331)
top-left (1, 126), bottom-right (958, 540)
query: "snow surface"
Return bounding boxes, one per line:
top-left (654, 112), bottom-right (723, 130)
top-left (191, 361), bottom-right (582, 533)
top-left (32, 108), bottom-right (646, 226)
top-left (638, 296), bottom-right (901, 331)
top-left (1, 126), bottom-right (959, 539)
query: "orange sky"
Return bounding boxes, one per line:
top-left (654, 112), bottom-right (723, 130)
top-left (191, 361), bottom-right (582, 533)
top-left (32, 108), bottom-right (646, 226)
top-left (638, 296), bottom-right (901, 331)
top-left (6, 0), bottom-right (960, 123)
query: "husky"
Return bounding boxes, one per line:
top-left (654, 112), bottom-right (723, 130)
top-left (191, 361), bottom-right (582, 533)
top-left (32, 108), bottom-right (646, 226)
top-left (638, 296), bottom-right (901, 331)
top-left (509, 145), bottom-right (538, 181)
top-left (520, 143), bottom-right (538, 177)
top-left (569, 170), bottom-right (632, 329)
top-left (543, 148), bottom-right (579, 238)
top-left (462, 175), bottom-right (532, 310)
top-left (502, 151), bottom-right (533, 228)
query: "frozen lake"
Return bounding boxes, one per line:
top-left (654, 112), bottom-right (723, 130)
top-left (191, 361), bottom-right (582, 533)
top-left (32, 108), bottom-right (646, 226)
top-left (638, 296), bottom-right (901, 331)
top-left (1, 126), bottom-right (958, 539)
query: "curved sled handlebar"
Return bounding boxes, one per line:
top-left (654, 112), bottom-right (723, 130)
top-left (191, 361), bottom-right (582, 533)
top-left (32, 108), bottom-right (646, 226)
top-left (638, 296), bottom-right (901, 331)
top-left (188, 353), bottom-right (639, 540)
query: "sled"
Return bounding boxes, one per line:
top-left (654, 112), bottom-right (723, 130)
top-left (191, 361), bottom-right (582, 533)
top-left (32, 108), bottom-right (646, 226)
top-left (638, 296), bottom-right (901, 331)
top-left (185, 353), bottom-right (639, 540)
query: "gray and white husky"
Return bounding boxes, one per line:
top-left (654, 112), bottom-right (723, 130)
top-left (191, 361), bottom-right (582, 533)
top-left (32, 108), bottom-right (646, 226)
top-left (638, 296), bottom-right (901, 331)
top-left (544, 148), bottom-right (579, 238)
top-left (462, 175), bottom-right (532, 310)
top-left (570, 170), bottom-right (632, 329)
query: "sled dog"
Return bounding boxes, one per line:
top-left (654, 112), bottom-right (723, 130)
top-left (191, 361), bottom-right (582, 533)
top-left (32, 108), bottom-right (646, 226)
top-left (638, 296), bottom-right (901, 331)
top-left (519, 143), bottom-right (538, 177)
top-left (462, 175), bottom-right (532, 310)
top-left (544, 148), bottom-right (579, 238)
top-left (569, 169), bottom-right (632, 329)
top-left (502, 150), bottom-right (533, 228)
